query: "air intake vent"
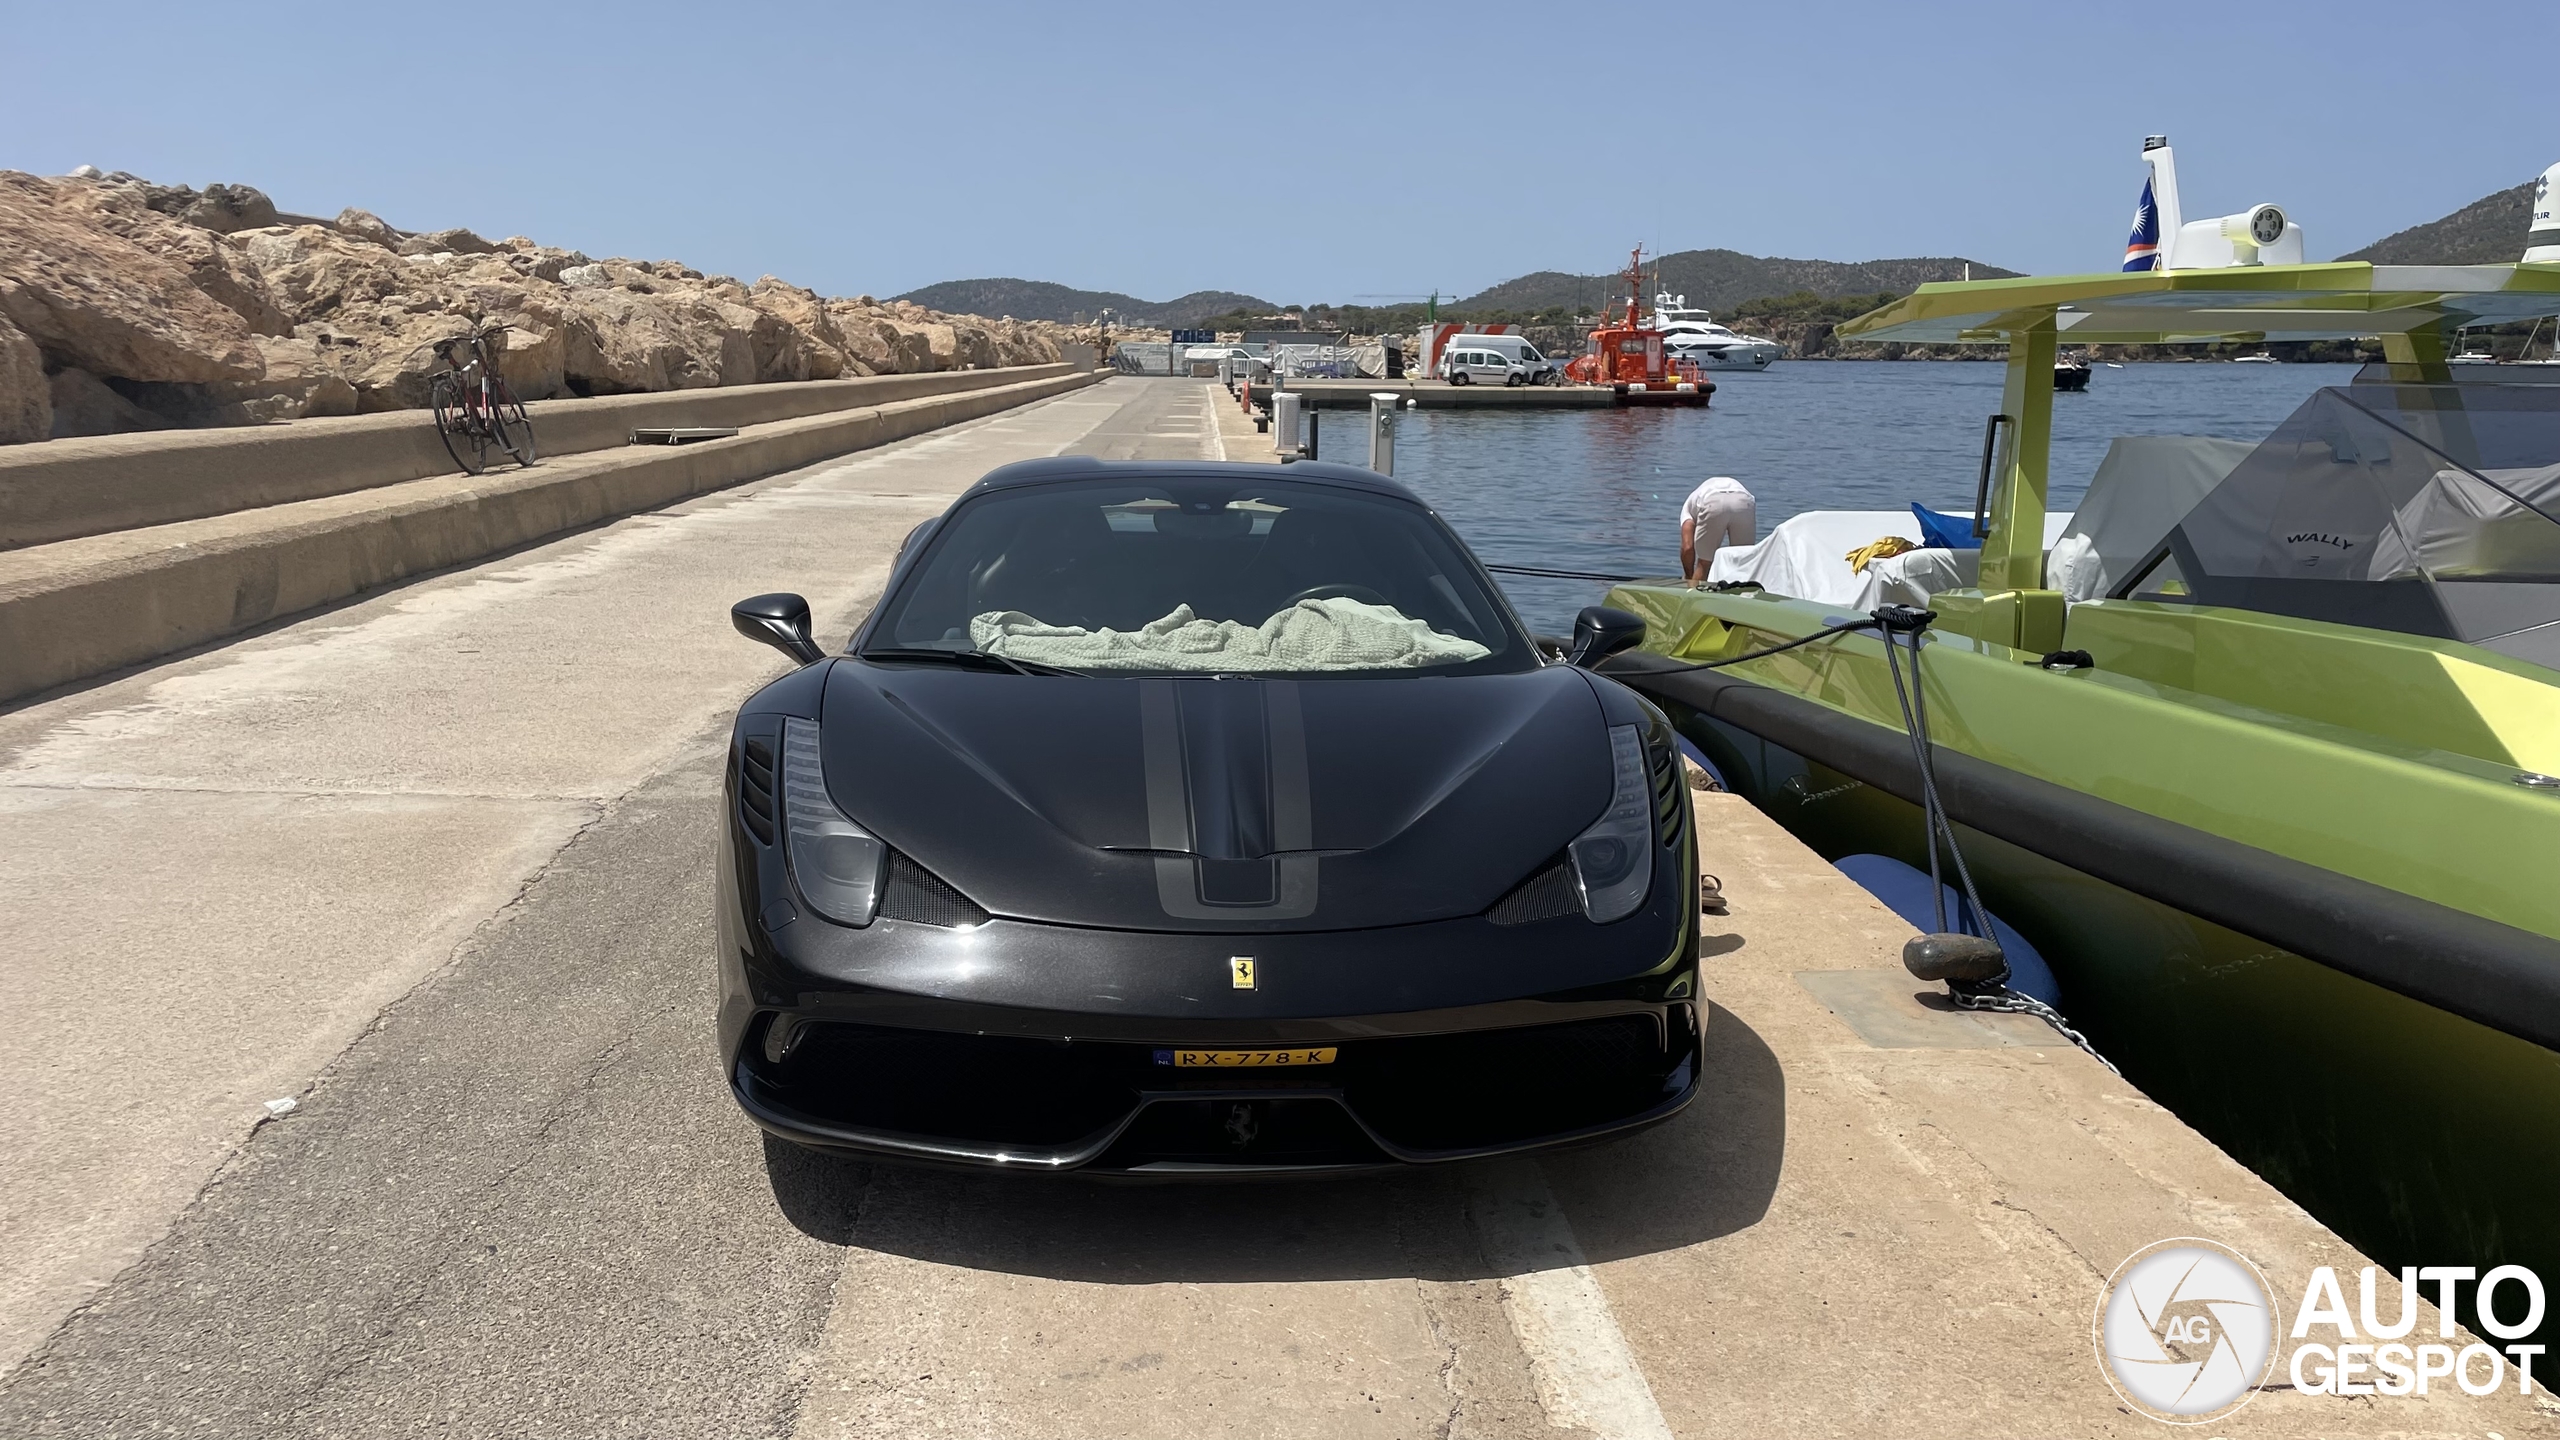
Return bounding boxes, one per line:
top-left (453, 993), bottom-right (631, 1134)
top-left (878, 851), bottom-right (992, 928)
top-left (1648, 737), bottom-right (1682, 849)
top-left (1489, 858), bottom-right (1581, 926)
top-left (737, 736), bottom-right (776, 846)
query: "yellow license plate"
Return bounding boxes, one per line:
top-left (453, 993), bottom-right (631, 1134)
top-left (1165, 1047), bottom-right (1338, 1069)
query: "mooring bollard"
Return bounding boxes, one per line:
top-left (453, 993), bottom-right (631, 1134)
top-left (1272, 390), bottom-right (1303, 460)
top-left (1368, 392), bottom-right (1399, 476)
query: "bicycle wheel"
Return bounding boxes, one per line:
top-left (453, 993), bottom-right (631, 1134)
top-left (487, 379), bottom-right (537, 467)
top-left (430, 373), bottom-right (489, 475)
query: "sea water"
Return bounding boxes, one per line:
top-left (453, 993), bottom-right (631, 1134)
top-left (1385, 361), bottom-right (2363, 633)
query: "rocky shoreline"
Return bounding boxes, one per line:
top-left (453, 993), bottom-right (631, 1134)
top-left (0, 170), bottom-right (1080, 446)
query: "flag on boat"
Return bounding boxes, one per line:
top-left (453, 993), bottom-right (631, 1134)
top-left (2123, 177), bottom-right (2161, 271)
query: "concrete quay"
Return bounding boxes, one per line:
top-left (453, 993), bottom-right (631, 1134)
top-left (1247, 377), bottom-right (1626, 409)
top-left (0, 364), bottom-right (1098, 703)
top-left (0, 378), bottom-right (2540, 1437)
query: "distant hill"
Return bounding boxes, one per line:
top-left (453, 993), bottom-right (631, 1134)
top-left (2337, 181), bottom-right (2538, 264)
top-left (1460, 250), bottom-right (2021, 315)
top-left (890, 278), bottom-right (1271, 328)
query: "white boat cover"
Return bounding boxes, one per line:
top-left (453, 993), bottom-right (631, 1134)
top-left (1705, 509), bottom-right (2073, 609)
top-left (2047, 436), bottom-right (2253, 600)
top-left (972, 598), bottom-right (1488, 672)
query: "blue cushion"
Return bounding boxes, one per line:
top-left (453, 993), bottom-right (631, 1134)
top-left (1910, 503), bottom-right (1979, 550)
top-left (1831, 853), bottom-right (2061, 1006)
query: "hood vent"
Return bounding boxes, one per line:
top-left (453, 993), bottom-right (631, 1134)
top-left (880, 850), bottom-right (992, 928)
top-left (738, 737), bottom-right (777, 846)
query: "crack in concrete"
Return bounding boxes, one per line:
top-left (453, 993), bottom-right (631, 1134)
top-left (283, 1020), bottom-right (655, 1420)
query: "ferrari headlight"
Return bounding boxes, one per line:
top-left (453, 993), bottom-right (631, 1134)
top-left (1569, 724), bottom-right (1653, 924)
top-left (781, 717), bottom-right (885, 926)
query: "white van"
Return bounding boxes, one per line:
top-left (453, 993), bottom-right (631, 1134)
top-left (1440, 333), bottom-right (1561, 384)
top-left (1438, 344), bottom-right (1533, 387)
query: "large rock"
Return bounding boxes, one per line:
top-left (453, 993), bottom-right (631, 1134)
top-left (0, 171), bottom-right (264, 384)
top-left (177, 183), bottom-right (279, 234)
top-left (110, 176), bottom-right (281, 234)
top-left (0, 314), bottom-right (47, 444)
top-left (828, 302), bottom-right (933, 374)
top-left (747, 277), bottom-right (848, 380)
top-left (47, 367), bottom-right (175, 438)
top-left (46, 177), bottom-right (296, 337)
top-left (230, 223), bottom-right (410, 316)
top-left (560, 285), bottom-right (754, 395)
top-left (332, 208), bottom-right (401, 248)
top-left (200, 334), bottom-right (360, 423)
top-left (398, 227), bottom-right (497, 257)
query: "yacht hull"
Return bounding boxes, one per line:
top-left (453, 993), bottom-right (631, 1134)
top-left (1668, 346), bottom-right (1776, 371)
top-left (1597, 584), bottom-right (2560, 1343)
top-left (1664, 698), bottom-right (2560, 1346)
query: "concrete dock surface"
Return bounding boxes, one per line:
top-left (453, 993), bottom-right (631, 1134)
top-left (1, 377), bottom-right (2544, 1437)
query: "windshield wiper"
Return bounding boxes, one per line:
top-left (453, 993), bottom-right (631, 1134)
top-left (860, 647), bottom-right (1085, 677)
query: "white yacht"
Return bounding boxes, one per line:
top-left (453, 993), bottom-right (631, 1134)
top-left (1649, 293), bottom-right (1782, 370)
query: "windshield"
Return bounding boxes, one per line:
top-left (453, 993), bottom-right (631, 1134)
top-left (868, 476), bottom-right (1533, 676)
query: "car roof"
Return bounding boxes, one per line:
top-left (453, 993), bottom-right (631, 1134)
top-left (962, 456), bottom-right (1428, 505)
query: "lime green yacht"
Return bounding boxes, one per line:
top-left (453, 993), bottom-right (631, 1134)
top-left (1603, 256), bottom-right (2560, 1330)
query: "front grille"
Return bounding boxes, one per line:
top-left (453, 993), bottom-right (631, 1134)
top-left (879, 851), bottom-right (991, 927)
top-left (1340, 1015), bottom-right (1671, 1153)
top-left (750, 1013), bottom-right (1681, 1166)
top-left (1103, 1098), bottom-right (1385, 1168)
top-left (759, 1021), bottom-right (1142, 1148)
top-left (1488, 858), bottom-right (1581, 926)
top-left (737, 737), bottom-right (776, 845)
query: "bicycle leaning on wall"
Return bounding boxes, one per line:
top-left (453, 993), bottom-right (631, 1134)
top-left (428, 325), bottom-right (538, 475)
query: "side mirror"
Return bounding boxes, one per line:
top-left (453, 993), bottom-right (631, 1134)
top-left (732, 592), bottom-right (825, 665)
top-left (1568, 606), bottom-right (1647, 668)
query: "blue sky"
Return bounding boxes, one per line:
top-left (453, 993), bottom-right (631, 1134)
top-left (10, 1), bottom-right (2555, 305)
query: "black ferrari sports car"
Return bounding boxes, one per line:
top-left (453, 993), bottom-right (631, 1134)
top-left (717, 457), bottom-right (1700, 1174)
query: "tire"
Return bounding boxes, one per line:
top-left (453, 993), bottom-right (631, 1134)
top-left (488, 379), bottom-right (538, 466)
top-left (1505, 372), bottom-right (1524, 387)
top-left (1449, 370), bottom-right (1470, 386)
top-left (430, 373), bottom-right (489, 475)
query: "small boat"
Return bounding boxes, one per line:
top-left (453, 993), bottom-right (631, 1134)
top-left (1562, 248), bottom-right (1715, 406)
top-left (2230, 351), bottom-right (2278, 363)
top-left (1650, 293), bottom-right (1781, 371)
top-left (2053, 353), bottom-right (2092, 390)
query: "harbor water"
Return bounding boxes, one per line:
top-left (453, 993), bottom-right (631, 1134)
top-left (1387, 361), bottom-right (2364, 633)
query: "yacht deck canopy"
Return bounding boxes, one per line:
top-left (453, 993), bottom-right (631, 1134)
top-left (1838, 263), bottom-right (2560, 345)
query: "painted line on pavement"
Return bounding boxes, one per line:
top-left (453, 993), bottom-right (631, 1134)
top-left (1472, 1160), bottom-right (1675, 1440)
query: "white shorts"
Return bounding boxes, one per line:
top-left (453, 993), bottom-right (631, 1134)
top-left (1686, 490), bottom-right (1756, 553)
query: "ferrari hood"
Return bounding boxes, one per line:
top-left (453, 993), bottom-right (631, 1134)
top-left (817, 663), bottom-right (1609, 932)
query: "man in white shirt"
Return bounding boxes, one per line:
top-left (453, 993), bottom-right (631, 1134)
top-left (1679, 476), bottom-right (1756, 585)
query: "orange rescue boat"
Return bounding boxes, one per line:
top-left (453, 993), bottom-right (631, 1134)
top-left (1563, 246), bottom-right (1716, 406)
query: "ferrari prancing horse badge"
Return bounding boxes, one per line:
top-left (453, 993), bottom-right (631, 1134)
top-left (1230, 957), bottom-right (1256, 990)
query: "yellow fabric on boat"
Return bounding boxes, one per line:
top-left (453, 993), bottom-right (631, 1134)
top-left (1845, 535), bottom-right (1919, 574)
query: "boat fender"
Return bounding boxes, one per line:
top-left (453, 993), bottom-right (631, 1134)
top-left (2031, 649), bottom-right (2094, 671)
top-left (1902, 932), bottom-right (2009, 985)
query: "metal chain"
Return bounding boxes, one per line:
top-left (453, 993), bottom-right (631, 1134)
top-left (1949, 986), bottom-right (2122, 1078)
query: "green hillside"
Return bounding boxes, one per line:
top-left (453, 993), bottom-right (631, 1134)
top-left (2337, 181), bottom-right (2538, 264)
top-left (1460, 250), bottom-right (2020, 316)
top-left (889, 278), bottom-right (1270, 329)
